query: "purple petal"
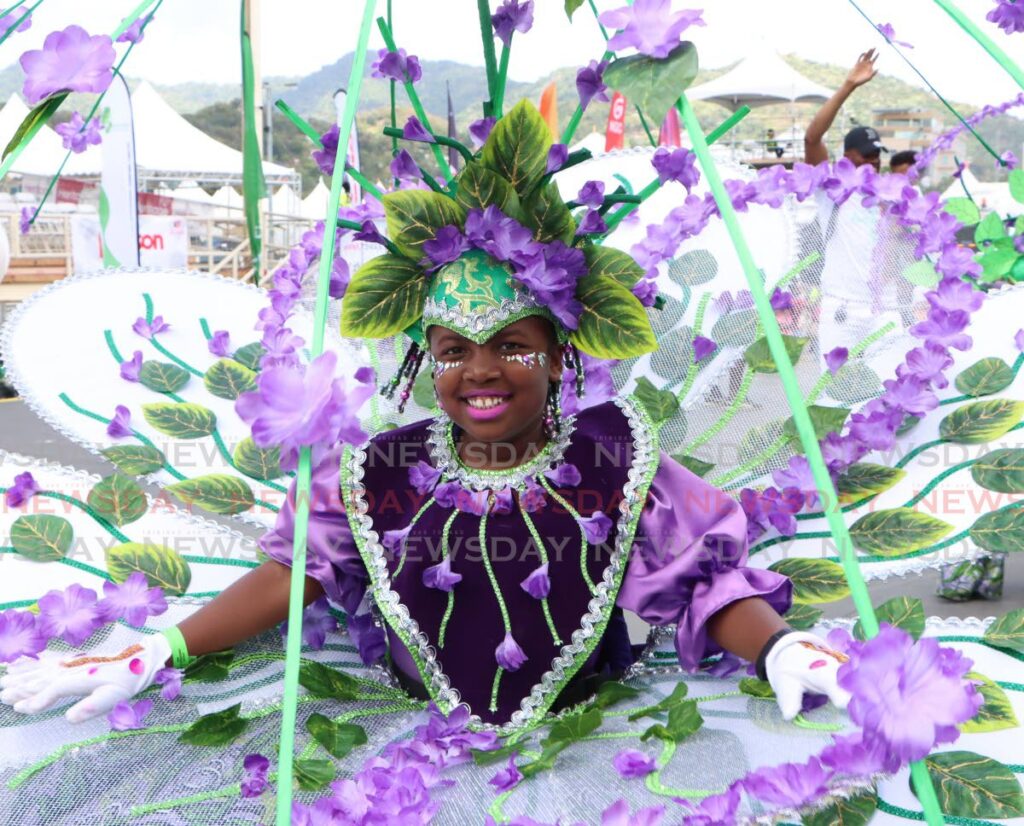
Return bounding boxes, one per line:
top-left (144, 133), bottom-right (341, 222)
top-left (1016, 329), bottom-right (1024, 352)
top-left (422, 557), bottom-right (462, 592)
top-left (208, 331), bottom-right (231, 358)
top-left (825, 346), bottom-right (849, 375)
top-left (580, 511), bottom-right (612, 544)
top-left (488, 753), bottom-right (523, 792)
top-left (495, 631), bottom-right (528, 671)
top-left (154, 667), bottom-right (183, 701)
top-left (20, 25), bottom-right (115, 105)
top-left (106, 405), bottom-right (133, 439)
top-left (692, 335), bottom-right (717, 361)
top-left (612, 748), bottom-right (656, 778)
top-left (107, 698), bottom-right (152, 731)
top-left (520, 563), bottom-right (551, 599)
top-left (0, 610), bottom-right (47, 662)
top-left (469, 117), bottom-right (496, 149)
top-left (544, 463), bottom-right (582, 487)
top-left (38, 583), bottom-right (103, 647)
top-left (546, 143), bottom-right (568, 173)
top-left (5, 471), bottom-right (40, 508)
top-left (402, 116), bottom-right (435, 144)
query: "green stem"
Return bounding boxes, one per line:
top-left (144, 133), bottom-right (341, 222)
top-left (705, 105), bottom-right (751, 145)
top-left (475, 0), bottom-right (500, 111)
top-left (933, 0), bottom-right (1024, 92)
top-left (635, 106), bottom-right (657, 147)
top-left (387, 0), bottom-right (397, 168)
top-left (676, 292), bottom-right (711, 401)
top-left (381, 125), bottom-right (473, 164)
top-left (494, 42), bottom-right (511, 117)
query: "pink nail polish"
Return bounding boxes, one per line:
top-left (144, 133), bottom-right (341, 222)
top-left (809, 659), bottom-right (827, 670)
top-left (129, 658), bottom-right (144, 675)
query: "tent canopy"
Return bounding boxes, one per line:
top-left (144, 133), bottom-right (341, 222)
top-left (941, 166), bottom-right (1016, 215)
top-left (687, 49), bottom-right (834, 111)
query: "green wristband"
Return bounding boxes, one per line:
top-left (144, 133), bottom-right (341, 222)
top-left (161, 626), bottom-right (194, 669)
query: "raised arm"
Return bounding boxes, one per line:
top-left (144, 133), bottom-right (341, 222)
top-left (804, 48), bottom-right (878, 165)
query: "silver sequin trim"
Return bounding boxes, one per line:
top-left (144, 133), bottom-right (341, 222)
top-left (421, 296), bottom-right (551, 344)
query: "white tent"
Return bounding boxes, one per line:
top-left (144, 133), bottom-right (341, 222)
top-left (570, 132), bottom-right (607, 157)
top-left (941, 166), bottom-right (1016, 216)
top-left (687, 49), bottom-right (834, 111)
top-left (211, 185), bottom-right (244, 214)
top-left (0, 95), bottom-right (97, 177)
top-left (271, 184), bottom-right (303, 217)
top-left (301, 179), bottom-right (330, 219)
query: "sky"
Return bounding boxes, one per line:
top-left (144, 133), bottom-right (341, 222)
top-left (2, 0), bottom-right (1021, 108)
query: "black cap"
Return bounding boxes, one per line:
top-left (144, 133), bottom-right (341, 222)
top-left (843, 125), bottom-right (887, 156)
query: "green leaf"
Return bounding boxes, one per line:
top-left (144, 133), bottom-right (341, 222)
top-left (984, 608), bottom-right (1024, 652)
top-left (340, 254), bottom-right (429, 338)
top-left (854, 596), bottom-right (925, 640)
top-left (545, 707), bottom-right (603, 745)
top-left (102, 445), bottom-right (166, 475)
top-left (472, 744), bottom-right (517, 767)
top-left (923, 750), bottom-right (1024, 818)
top-left (298, 661), bottom-right (362, 701)
top-left (382, 189), bottom-right (466, 261)
top-left (232, 342), bottom-right (265, 371)
top-left (667, 249), bottom-right (717, 286)
top-left (105, 541), bottom-right (192, 595)
top-left (602, 41), bottom-right (699, 125)
top-left (480, 99), bottom-right (552, 196)
top-left (783, 404), bottom-right (851, 450)
top-left (454, 161), bottom-right (522, 217)
top-left (142, 402), bottom-right (217, 439)
top-left (139, 361), bottom-right (190, 394)
top-left (961, 673), bottom-right (1019, 733)
top-left (976, 211), bottom-right (1007, 243)
top-left (584, 246), bottom-right (644, 290)
top-left (233, 437), bottom-right (282, 481)
top-left (1011, 254), bottom-right (1024, 283)
top-left (632, 376), bottom-right (679, 425)
top-left (970, 506), bottom-right (1024, 554)
top-left (783, 604), bottom-right (823, 630)
top-left (305, 713), bottom-right (368, 759)
top-left (802, 788), bottom-right (878, 826)
top-left (564, 0), bottom-right (585, 18)
top-left (849, 507), bottom-right (954, 557)
top-left (971, 449), bottom-right (1024, 493)
top-left (743, 334), bottom-right (807, 373)
top-left (955, 358), bottom-right (1014, 397)
top-left (940, 399), bottom-right (1024, 444)
top-left (295, 759), bottom-right (336, 791)
top-left (10, 515), bottom-right (73, 562)
top-left (522, 182), bottom-right (575, 244)
top-left (837, 463), bottom-right (907, 503)
top-left (628, 683), bottom-right (689, 722)
top-left (711, 308), bottom-right (759, 347)
top-left (3, 93), bottom-right (67, 160)
top-left (978, 245), bottom-right (1018, 283)
top-left (411, 369), bottom-right (437, 411)
top-left (520, 741), bottom-right (567, 779)
top-left (571, 275), bottom-right (657, 359)
top-left (739, 678), bottom-right (775, 699)
top-left (178, 703), bottom-right (248, 746)
top-left (901, 260), bottom-right (941, 288)
top-left (640, 700), bottom-right (703, 743)
top-left (87, 473), bottom-right (147, 527)
top-left (166, 474), bottom-right (255, 515)
top-left (767, 559), bottom-right (850, 604)
top-left (184, 650), bottom-right (234, 683)
top-left (829, 361), bottom-right (883, 404)
top-left (1010, 168), bottom-right (1024, 204)
top-left (587, 681), bottom-right (640, 711)
top-left (203, 359), bottom-right (257, 400)
top-left (672, 454), bottom-right (714, 478)
top-left (943, 197), bottom-right (981, 226)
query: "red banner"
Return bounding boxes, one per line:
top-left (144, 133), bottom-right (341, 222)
top-left (56, 178), bottom-right (89, 205)
top-left (138, 192), bottom-right (174, 215)
top-left (605, 92), bottom-right (627, 152)
top-left (659, 106), bottom-right (682, 147)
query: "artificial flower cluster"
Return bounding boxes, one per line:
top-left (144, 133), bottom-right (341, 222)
top-left (911, 92), bottom-right (1024, 176)
top-left (987, 0), bottom-right (1024, 34)
top-left (19, 24), bottom-right (115, 104)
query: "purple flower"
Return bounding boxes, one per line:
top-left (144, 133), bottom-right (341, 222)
top-left (600, 0), bottom-right (705, 58)
top-left (402, 116), bottom-right (435, 144)
top-left (820, 730), bottom-right (893, 776)
top-left (465, 205), bottom-right (535, 263)
top-left (910, 307), bottom-right (973, 351)
top-left (353, 219), bottom-right (390, 250)
top-left (207, 331), bottom-right (231, 358)
top-left (1016, 329), bottom-right (1024, 352)
top-left (882, 375), bottom-right (939, 416)
top-left (240, 753), bottom-right (270, 798)
top-left (652, 148), bottom-right (699, 189)
top-left (546, 143), bottom-right (568, 173)
top-left (454, 488), bottom-right (490, 516)
top-left (18, 206), bottom-right (34, 235)
top-left (347, 611), bottom-right (387, 665)
top-left (601, 799), bottom-right (666, 826)
top-left (328, 256), bottom-right (350, 300)
top-left (491, 487), bottom-right (514, 515)
top-left (422, 557), bottom-right (462, 592)
top-left (20, 25), bottom-right (115, 104)
top-left (577, 209), bottom-right (608, 235)
top-left (545, 463), bottom-right (581, 487)
top-left (390, 149), bottom-right (420, 181)
top-left (99, 572), bottom-right (167, 627)
top-left (153, 667), bottom-right (183, 701)
top-left (5, 471), bottom-right (39, 508)
top-left (236, 351), bottom-right (373, 472)
top-left (740, 486), bottom-right (804, 540)
top-left (927, 277), bottom-right (985, 314)
top-left (786, 161), bottom-right (829, 200)
top-left (821, 432), bottom-right (865, 471)
top-left (1000, 150), bottom-right (1019, 170)
top-left (724, 178), bottom-right (754, 211)
top-left (0, 11), bottom-right (32, 34)
top-left (680, 785), bottom-right (741, 826)
top-left (749, 165), bottom-right (789, 208)
top-left (260, 326), bottom-right (305, 369)
top-left (280, 596), bottom-right (338, 650)
top-left (520, 478), bottom-right (547, 512)
top-left (55, 112), bottom-right (102, 153)
top-left (432, 480), bottom-right (462, 509)
top-left (312, 124), bottom-right (339, 175)
top-left (495, 631), bottom-right (527, 671)
top-left (876, 22), bottom-right (913, 48)
top-left (520, 563), bottom-right (551, 599)
top-left (0, 610), bottom-right (47, 663)
top-left (511, 241), bottom-right (585, 329)
top-left (382, 523), bottom-right (412, 559)
top-left (469, 117), bottom-right (496, 149)
top-left (581, 511), bottom-right (613, 544)
top-left (107, 698), bottom-right (153, 731)
top-left (772, 455), bottom-right (822, 508)
top-left (578, 181), bottom-right (606, 209)
top-left (423, 225), bottom-right (469, 267)
top-left (848, 408), bottom-right (904, 452)
top-left (409, 461), bottom-right (442, 495)
top-left (576, 59), bottom-right (609, 111)
top-left (916, 210), bottom-right (961, 258)
top-left (371, 48), bottom-right (422, 83)
top-left (892, 187), bottom-right (940, 225)
top-left (132, 315), bottom-right (169, 340)
top-left (988, 0), bottom-right (1024, 33)
top-left (613, 749), bottom-right (656, 778)
top-left (489, 753), bottom-right (523, 792)
top-left (106, 405), bottom-right (133, 439)
top-left (936, 245), bottom-right (982, 280)
top-left (898, 342), bottom-right (954, 389)
top-left (116, 13), bottom-right (152, 44)
top-left (632, 277), bottom-right (659, 307)
top-left (491, 0), bottom-right (534, 46)
top-left (743, 757), bottom-right (834, 808)
top-left (825, 346), bottom-right (848, 375)
top-left (769, 287), bottom-right (793, 311)
top-left (692, 335), bottom-right (716, 361)
top-left (839, 624), bottom-right (981, 764)
top-left (38, 584), bottom-right (103, 647)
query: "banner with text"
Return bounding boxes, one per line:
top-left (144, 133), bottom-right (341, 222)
top-left (72, 215), bottom-right (188, 272)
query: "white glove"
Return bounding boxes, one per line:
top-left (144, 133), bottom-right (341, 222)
top-left (765, 632), bottom-right (851, 721)
top-left (0, 633), bottom-right (171, 723)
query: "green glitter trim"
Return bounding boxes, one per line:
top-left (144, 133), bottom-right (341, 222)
top-left (519, 505), bottom-right (563, 645)
top-left (437, 508), bottom-right (460, 648)
top-left (393, 496), bottom-right (436, 580)
top-left (538, 474), bottom-right (595, 593)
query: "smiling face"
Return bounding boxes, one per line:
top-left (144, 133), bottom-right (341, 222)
top-left (428, 316), bottom-right (563, 466)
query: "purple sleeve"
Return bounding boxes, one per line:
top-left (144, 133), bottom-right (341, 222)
top-left (617, 452), bottom-right (792, 671)
top-left (259, 447), bottom-right (368, 615)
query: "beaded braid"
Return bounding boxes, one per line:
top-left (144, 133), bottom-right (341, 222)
top-left (382, 341), bottom-right (425, 413)
top-left (563, 343), bottom-right (585, 399)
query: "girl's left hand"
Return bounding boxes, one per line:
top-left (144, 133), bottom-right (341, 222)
top-left (764, 632), bottom-right (851, 720)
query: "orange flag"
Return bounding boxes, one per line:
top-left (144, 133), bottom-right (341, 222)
top-left (539, 83), bottom-right (559, 138)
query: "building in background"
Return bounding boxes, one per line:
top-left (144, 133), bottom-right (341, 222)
top-left (872, 106), bottom-right (964, 182)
